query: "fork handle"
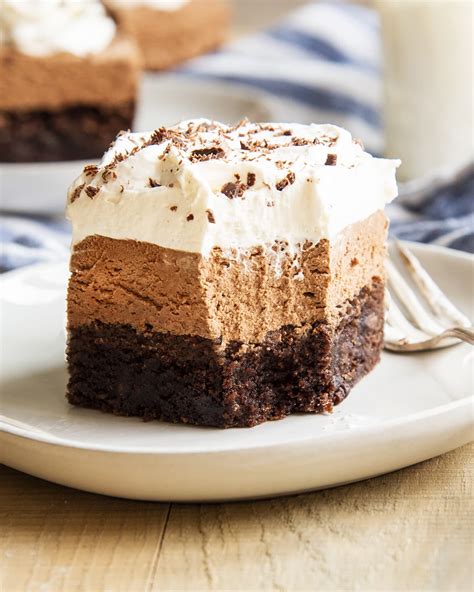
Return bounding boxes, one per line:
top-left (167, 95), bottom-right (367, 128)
top-left (443, 326), bottom-right (474, 345)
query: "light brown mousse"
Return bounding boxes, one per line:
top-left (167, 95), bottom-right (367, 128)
top-left (106, 0), bottom-right (230, 71)
top-left (68, 211), bottom-right (388, 344)
top-left (0, 34), bottom-right (141, 112)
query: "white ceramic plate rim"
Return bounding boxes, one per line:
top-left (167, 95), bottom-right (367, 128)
top-left (2, 396), bottom-right (472, 455)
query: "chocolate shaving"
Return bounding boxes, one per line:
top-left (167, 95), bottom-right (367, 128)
top-left (84, 185), bottom-right (99, 199)
top-left (149, 178), bottom-right (161, 188)
top-left (170, 206), bottom-right (177, 211)
top-left (113, 153), bottom-right (126, 164)
top-left (83, 164), bottom-right (99, 177)
top-left (146, 128), bottom-right (168, 146)
top-left (194, 121), bottom-right (219, 133)
top-left (292, 137), bottom-right (310, 147)
top-left (186, 214), bottom-right (194, 221)
top-left (102, 169), bottom-right (117, 182)
top-left (240, 141), bottom-right (249, 150)
top-left (276, 172), bottom-right (296, 191)
top-left (206, 209), bottom-right (216, 223)
top-left (325, 153), bottom-right (338, 166)
top-left (158, 144), bottom-right (172, 161)
top-left (221, 181), bottom-right (246, 199)
top-left (258, 124), bottom-right (276, 132)
top-left (70, 183), bottom-right (85, 203)
top-left (189, 146), bottom-right (225, 162)
top-left (146, 127), bottom-right (186, 150)
top-left (321, 135), bottom-right (338, 147)
top-left (230, 117), bottom-right (250, 131)
top-left (246, 172), bottom-right (256, 187)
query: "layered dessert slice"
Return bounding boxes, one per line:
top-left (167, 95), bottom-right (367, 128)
top-left (0, 0), bottom-right (140, 163)
top-left (105, 0), bottom-right (230, 71)
top-left (66, 119), bottom-right (400, 428)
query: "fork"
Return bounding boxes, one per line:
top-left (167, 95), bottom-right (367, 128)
top-left (384, 241), bottom-right (474, 352)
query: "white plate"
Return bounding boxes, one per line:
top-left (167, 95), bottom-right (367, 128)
top-left (0, 75), bottom-right (274, 215)
top-left (1, 242), bottom-right (473, 501)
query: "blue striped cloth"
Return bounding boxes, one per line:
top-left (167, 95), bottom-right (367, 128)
top-left (1, 1), bottom-right (473, 272)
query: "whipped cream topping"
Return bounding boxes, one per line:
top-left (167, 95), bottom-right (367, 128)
top-left (0, 0), bottom-right (116, 57)
top-left (108, 0), bottom-right (190, 10)
top-left (67, 119), bottom-right (400, 255)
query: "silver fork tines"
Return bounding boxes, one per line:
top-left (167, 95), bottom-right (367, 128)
top-left (384, 242), bottom-right (474, 352)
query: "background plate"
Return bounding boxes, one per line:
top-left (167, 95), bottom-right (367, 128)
top-left (1, 242), bottom-right (473, 501)
top-left (0, 75), bottom-right (273, 215)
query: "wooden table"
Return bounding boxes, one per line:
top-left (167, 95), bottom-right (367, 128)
top-left (1, 443), bottom-right (472, 592)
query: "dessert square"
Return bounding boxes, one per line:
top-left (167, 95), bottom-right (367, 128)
top-left (0, 1), bottom-right (140, 163)
top-left (106, 0), bottom-right (230, 71)
top-left (66, 119), bottom-right (400, 427)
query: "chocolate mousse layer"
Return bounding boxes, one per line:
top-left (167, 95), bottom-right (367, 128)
top-left (67, 212), bottom-right (387, 427)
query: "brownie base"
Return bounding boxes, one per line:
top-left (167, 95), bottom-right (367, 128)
top-left (67, 280), bottom-right (384, 428)
top-left (0, 102), bottom-right (135, 163)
